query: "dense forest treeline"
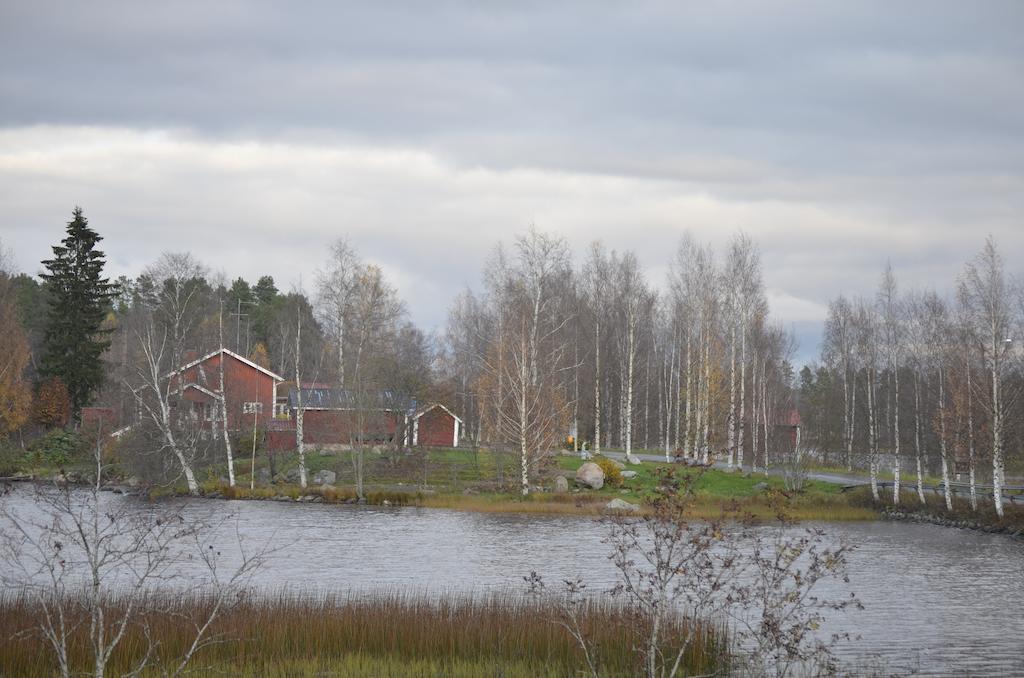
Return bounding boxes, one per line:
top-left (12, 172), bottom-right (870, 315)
top-left (1, 211), bottom-right (1021, 511)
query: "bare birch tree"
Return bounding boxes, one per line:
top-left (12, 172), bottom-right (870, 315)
top-left (877, 263), bottom-right (903, 504)
top-left (316, 237), bottom-right (359, 390)
top-left (346, 264), bottom-right (405, 500)
top-left (615, 251), bottom-right (650, 464)
top-left (582, 242), bottom-right (613, 455)
top-left (958, 237), bottom-right (1016, 518)
top-left (293, 306), bottom-right (307, 489)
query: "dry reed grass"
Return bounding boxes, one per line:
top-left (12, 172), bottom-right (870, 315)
top-left (0, 588), bottom-right (727, 677)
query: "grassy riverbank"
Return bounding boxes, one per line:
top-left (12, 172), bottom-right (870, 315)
top-left (4, 440), bottom-right (876, 521)
top-left (0, 590), bottom-right (727, 677)
top-left (175, 452), bottom-right (876, 520)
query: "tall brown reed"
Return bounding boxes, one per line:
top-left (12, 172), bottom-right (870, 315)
top-left (0, 588), bottom-right (727, 677)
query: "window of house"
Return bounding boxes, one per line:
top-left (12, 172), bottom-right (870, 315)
top-left (242, 401), bottom-right (263, 415)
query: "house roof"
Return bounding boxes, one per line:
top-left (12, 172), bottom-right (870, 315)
top-left (274, 380), bottom-right (331, 398)
top-left (168, 347), bottom-right (285, 382)
top-left (287, 387), bottom-right (415, 412)
top-left (180, 382), bottom-right (219, 400)
top-left (411, 402), bottom-right (463, 424)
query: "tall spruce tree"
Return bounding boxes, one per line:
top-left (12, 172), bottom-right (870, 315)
top-left (40, 207), bottom-right (116, 418)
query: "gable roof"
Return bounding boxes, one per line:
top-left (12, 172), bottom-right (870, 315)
top-left (180, 382), bottom-right (220, 400)
top-left (168, 347), bottom-right (285, 382)
top-left (411, 403), bottom-right (463, 424)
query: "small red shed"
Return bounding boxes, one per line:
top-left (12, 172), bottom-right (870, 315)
top-left (408, 404), bottom-right (462, 448)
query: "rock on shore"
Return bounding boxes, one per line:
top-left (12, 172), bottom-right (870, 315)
top-left (575, 462), bottom-right (605, 490)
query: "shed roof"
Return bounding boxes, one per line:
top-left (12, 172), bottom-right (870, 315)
top-left (411, 403), bottom-right (463, 424)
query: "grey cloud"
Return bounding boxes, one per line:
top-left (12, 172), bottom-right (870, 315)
top-left (2, 1), bottom-right (1022, 362)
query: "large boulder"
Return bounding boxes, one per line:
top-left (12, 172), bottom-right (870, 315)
top-left (313, 469), bottom-right (336, 486)
top-left (575, 462), bottom-right (605, 490)
top-left (554, 475), bottom-right (569, 493)
top-left (605, 498), bottom-right (641, 514)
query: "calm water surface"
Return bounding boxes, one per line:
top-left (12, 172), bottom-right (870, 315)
top-left (4, 488), bottom-right (1023, 676)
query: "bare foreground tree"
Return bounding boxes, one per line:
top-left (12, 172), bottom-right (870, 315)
top-left (529, 469), bottom-right (860, 678)
top-left (0, 433), bottom-right (267, 678)
top-left (129, 318), bottom-right (203, 495)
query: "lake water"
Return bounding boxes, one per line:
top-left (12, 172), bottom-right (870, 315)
top-left (4, 487), bottom-right (1023, 676)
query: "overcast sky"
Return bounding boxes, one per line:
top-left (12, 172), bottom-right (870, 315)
top-left (2, 1), bottom-right (1022, 363)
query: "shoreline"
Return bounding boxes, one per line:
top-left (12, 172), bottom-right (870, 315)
top-left (4, 474), bottom-right (879, 521)
top-left (879, 506), bottom-right (1024, 540)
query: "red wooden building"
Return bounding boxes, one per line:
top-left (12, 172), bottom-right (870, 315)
top-left (407, 403), bottom-right (462, 448)
top-left (168, 348), bottom-right (285, 433)
top-left (266, 387), bottom-right (462, 451)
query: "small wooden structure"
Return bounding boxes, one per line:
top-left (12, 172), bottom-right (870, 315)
top-left (407, 403), bottom-right (462, 448)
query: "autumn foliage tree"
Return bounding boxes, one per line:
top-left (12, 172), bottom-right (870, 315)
top-left (0, 267), bottom-right (32, 436)
top-left (249, 342), bottom-right (270, 369)
top-left (33, 377), bottom-right (71, 429)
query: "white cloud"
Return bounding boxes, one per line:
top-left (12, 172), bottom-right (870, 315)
top-left (765, 289), bottom-right (829, 324)
top-left (1, 124), bottom-right (1020, 363)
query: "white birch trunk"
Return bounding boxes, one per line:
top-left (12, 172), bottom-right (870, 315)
top-left (520, 349), bottom-right (530, 496)
top-left (751, 348), bottom-right (760, 472)
top-left (892, 369), bottom-right (900, 505)
top-left (738, 324), bottom-right (746, 470)
top-left (938, 367), bottom-right (953, 510)
top-left (842, 367), bottom-right (851, 471)
top-left (664, 341), bottom-right (675, 461)
top-left (673, 336), bottom-right (682, 451)
top-left (700, 335), bottom-right (711, 464)
top-left (990, 337), bottom-right (1005, 517)
top-left (966, 365), bottom-right (977, 511)
top-left (625, 320), bottom-right (636, 463)
top-left (847, 370), bottom-right (857, 471)
top-left (728, 322), bottom-right (736, 468)
top-left (683, 331), bottom-right (693, 458)
top-left (594, 319), bottom-right (601, 454)
top-left (643, 340), bottom-right (650, 451)
top-left (250, 408), bottom-right (258, 491)
top-left (338, 315), bottom-right (345, 389)
top-left (294, 314), bottom-right (307, 489)
top-left (913, 371), bottom-right (925, 504)
top-left (573, 322), bottom-right (580, 454)
top-left (761, 359), bottom-right (769, 475)
top-left (218, 351), bottom-right (235, 488)
top-left (162, 401), bottom-right (199, 495)
top-left (867, 369), bottom-right (879, 501)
